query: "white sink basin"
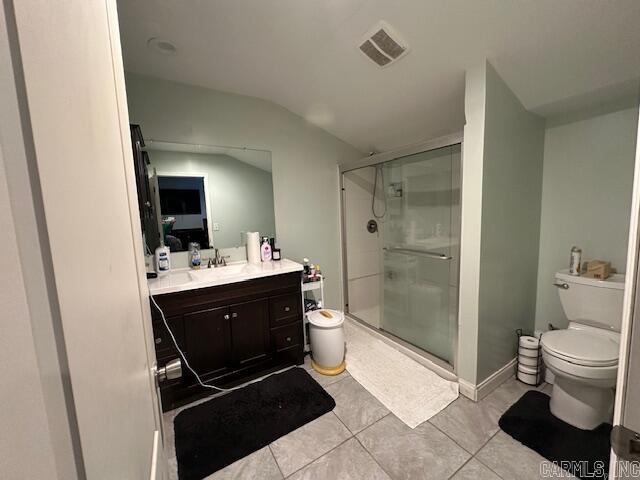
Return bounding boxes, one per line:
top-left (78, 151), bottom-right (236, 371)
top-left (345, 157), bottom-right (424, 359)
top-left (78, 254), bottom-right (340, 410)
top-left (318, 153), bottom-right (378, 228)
top-left (167, 272), bottom-right (193, 286)
top-left (188, 262), bottom-right (260, 281)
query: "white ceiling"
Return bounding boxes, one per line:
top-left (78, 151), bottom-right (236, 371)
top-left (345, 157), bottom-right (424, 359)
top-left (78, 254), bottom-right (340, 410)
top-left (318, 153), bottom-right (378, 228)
top-left (118, 0), bottom-right (640, 153)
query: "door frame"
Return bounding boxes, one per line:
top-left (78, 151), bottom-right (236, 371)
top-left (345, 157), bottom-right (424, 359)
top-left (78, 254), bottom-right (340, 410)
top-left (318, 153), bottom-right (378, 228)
top-left (105, 1), bottom-right (169, 471)
top-left (610, 104), bottom-right (640, 476)
top-left (7, 0), bottom-right (170, 477)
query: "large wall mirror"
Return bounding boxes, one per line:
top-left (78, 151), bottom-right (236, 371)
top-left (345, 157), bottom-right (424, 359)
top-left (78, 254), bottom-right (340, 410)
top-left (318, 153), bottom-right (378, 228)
top-left (133, 134), bottom-right (275, 253)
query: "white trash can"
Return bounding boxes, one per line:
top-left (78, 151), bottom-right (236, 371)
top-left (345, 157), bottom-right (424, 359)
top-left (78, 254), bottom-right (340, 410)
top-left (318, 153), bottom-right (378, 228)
top-left (308, 309), bottom-right (346, 375)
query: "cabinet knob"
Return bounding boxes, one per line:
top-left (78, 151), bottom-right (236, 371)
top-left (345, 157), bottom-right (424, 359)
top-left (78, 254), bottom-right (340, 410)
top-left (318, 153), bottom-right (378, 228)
top-left (284, 306), bottom-right (291, 312)
top-left (231, 312), bottom-right (238, 318)
top-left (155, 337), bottom-right (162, 345)
top-left (223, 314), bottom-right (230, 320)
top-left (286, 336), bottom-right (292, 342)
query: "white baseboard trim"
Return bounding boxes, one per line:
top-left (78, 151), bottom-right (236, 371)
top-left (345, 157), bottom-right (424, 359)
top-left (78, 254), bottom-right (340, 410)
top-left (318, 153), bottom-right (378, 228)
top-left (477, 357), bottom-right (517, 400)
top-left (458, 379), bottom-right (477, 401)
top-left (457, 358), bottom-right (518, 402)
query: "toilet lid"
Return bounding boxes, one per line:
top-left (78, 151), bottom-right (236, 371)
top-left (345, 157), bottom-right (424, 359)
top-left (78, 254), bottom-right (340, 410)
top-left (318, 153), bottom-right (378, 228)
top-left (307, 309), bottom-right (344, 328)
top-left (541, 329), bottom-right (619, 367)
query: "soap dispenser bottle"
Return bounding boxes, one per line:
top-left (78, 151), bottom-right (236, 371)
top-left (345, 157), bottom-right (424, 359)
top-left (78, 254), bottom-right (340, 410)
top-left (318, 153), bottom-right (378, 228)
top-left (188, 242), bottom-right (201, 269)
top-left (155, 244), bottom-right (171, 276)
top-left (260, 236), bottom-right (272, 262)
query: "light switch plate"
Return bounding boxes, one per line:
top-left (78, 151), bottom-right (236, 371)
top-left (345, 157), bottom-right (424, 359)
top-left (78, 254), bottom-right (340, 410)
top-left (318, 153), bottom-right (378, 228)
top-left (213, 222), bottom-right (220, 231)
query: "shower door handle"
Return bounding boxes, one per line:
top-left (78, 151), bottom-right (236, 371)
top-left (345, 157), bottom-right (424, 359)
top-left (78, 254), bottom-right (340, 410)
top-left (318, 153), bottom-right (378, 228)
top-left (383, 247), bottom-right (452, 260)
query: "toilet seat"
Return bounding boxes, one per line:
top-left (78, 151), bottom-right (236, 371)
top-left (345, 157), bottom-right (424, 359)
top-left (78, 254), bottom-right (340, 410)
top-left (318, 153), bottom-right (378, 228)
top-left (541, 329), bottom-right (618, 367)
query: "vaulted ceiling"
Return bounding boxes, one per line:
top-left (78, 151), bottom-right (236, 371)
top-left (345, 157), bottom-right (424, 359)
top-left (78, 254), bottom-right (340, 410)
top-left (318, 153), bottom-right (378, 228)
top-left (118, 0), bottom-right (640, 152)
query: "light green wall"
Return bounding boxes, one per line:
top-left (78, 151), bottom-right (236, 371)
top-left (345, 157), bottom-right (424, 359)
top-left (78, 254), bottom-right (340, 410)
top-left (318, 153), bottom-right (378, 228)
top-left (476, 63), bottom-right (546, 383)
top-left (125, 73), bottom-right (362, 307)
top-left (149, 150), bottom-right (276, 248)
top-left (534, 108), bottom-right (638, 331)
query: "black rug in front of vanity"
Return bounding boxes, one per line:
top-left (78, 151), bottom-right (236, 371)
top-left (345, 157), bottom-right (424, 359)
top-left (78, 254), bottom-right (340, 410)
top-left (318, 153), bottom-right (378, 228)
top-left (174, 367), bottom-right (335, 480)
top-left (499, 390), bottom-right (612, 480)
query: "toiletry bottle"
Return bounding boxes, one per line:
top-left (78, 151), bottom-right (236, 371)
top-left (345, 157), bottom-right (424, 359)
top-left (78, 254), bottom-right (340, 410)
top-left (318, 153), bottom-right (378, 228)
top-left (270, 237), bottom-right (282, 261)
top-left (303, 258), bottom-right (310, 275)
top-left (188, 242), bottom-right (201, 269)
top-left (260, 236), bottom-right (272, 262)
top-left (155, 245), bottom-right (171, 276)
top-left (569, 246), bottom-right (582, 276)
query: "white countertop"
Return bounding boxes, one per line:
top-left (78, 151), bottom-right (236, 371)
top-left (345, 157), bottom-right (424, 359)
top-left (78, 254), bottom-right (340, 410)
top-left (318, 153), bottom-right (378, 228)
top-left (148, 258), bottom-right (303, 296)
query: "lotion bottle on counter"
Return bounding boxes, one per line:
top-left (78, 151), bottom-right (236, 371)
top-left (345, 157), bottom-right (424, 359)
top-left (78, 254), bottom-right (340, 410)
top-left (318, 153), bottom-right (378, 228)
top-left (155, 244), bottom-right (171, 276)
top-left (260, 236), bottom-right (272, 262)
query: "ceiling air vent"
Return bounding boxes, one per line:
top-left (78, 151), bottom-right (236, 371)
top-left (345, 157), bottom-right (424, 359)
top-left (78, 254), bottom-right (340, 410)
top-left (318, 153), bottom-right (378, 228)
top-left (358, 21), bottom-right (409, 68)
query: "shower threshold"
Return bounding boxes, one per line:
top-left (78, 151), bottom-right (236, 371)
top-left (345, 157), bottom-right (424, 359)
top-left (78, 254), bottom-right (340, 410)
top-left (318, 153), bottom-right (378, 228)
top-left (345, 314), bottom-right (457, 382)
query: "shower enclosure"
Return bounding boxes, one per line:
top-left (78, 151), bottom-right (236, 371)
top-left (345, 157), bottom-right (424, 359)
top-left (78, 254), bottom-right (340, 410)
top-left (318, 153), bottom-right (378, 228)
top-left (341, 140), bottom-right (461, 368)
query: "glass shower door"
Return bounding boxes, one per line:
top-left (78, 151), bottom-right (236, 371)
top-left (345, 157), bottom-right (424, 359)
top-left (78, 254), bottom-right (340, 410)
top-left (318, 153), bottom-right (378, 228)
top-left (380, 145), bottom-right (460, 364)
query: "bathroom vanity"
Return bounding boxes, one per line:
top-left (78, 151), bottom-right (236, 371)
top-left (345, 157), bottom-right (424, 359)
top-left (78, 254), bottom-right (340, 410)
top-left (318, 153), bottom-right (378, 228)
top-left (149, 260), bottom-right (304, 411)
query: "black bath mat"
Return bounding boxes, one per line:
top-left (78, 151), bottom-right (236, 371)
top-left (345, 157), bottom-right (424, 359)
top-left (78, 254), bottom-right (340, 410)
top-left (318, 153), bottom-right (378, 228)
top-left (174, 367), bottom-right (335, 480)
top-left (499, 390), bottom-right (612, 479)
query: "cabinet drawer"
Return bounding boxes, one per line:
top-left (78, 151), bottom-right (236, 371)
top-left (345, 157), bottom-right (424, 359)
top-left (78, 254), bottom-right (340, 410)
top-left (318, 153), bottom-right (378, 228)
top-left (269, 293), bottom-right (301, 326)
top-left (272, 324), bottom-right (301, 351)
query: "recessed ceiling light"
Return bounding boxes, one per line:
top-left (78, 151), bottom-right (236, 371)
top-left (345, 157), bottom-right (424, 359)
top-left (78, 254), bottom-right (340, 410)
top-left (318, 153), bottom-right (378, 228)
top-left (147, 37), bottom-right (177, 56)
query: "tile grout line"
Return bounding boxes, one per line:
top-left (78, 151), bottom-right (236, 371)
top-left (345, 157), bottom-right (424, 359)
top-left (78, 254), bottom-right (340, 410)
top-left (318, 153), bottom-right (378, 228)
top-left (427, 417), bottom-right (480, 457)
top-left (472, 430), bottom-right (507, 480)
top-left (282, 436), bottom-right (355, 478)
top-left (317, 371), bottom-right (351, 389)
top-left (278, 411), bottom-right (354, 479)
top-left (267, 444), bottom-right (286, 480)
top-left (445, 456), bottom-right (475, 479)
top-left (336, 411), bottom-right (397, 479)
top-left (353, 431), bottom-right (397, 480)
top-left (267, 369), bottom-right (352, 479)
top-left (351, 412), bottom-right (413, 480)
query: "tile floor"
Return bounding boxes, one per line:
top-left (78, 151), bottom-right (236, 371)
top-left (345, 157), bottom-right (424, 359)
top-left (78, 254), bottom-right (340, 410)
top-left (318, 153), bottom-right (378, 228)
top-left (164, 357), bottom-right (572, 480)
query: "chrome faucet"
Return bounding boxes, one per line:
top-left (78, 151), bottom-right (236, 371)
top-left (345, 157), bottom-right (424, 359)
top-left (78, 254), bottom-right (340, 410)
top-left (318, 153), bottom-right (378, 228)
top-left (207, 248), bottom-right (229, 268)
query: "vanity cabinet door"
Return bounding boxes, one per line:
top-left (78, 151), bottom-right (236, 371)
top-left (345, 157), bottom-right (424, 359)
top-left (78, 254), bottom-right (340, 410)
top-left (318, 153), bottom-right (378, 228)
top-left (229, 299), bottom-right (271, 366)
top-left (183, 306), bottom-right (232, 377)
top-left (152, 315), bottom-right (184, 361)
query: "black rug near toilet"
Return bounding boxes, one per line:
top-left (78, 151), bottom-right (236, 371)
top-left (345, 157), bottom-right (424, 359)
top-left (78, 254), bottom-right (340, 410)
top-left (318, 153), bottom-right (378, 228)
top-left (499, 390), bottom-right (612, 480)
top-left (174, 367), bottom-right (336, 480)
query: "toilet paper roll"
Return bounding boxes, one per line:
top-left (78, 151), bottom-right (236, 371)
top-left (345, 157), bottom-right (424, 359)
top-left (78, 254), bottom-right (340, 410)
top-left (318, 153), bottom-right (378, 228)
top-left (246, 231), bottom-right (261, 264)
top-left (517, 365), bottom-right (540, 385)
top-left (519, 354), bottom-right (540, 368)
top-left (519, 335), bottom-right (539, 349)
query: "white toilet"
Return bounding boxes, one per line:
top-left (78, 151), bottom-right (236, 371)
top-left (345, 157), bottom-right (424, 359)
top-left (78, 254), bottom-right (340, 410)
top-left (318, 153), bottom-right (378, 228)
top-left (541, 269), bottom-right (624, 430)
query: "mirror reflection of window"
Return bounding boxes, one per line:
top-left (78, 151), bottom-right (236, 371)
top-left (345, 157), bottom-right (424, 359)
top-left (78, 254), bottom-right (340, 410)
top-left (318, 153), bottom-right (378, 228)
top-left (157, 175), bottom-right (209, 252)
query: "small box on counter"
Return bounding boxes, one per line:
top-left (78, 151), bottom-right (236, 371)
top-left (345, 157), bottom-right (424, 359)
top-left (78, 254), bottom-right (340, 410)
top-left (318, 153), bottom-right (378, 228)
top-left (582, 260), bottom-right (612, 280)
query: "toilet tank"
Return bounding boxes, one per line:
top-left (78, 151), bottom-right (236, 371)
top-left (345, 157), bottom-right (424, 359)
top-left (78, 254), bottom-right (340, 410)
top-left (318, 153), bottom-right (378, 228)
top-left (555, 269), bottom-right (625, 331)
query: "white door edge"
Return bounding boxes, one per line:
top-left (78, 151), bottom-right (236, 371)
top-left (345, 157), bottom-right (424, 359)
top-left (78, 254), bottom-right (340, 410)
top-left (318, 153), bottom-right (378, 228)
top-left (611, 104), bottom-right (640, 475)
top-left (149, 430), bottom-right (161, 480)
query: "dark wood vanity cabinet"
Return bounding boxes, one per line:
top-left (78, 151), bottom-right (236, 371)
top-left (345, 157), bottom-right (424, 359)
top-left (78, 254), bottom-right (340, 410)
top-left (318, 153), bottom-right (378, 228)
top-left (150, 272), bottom-right (303, 411)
